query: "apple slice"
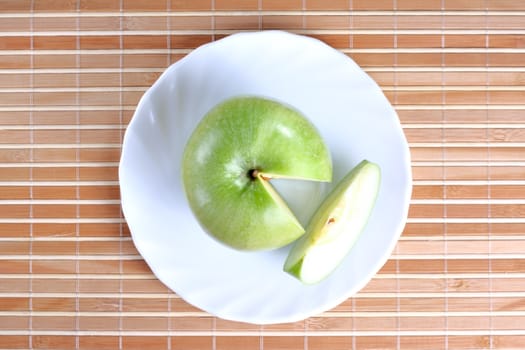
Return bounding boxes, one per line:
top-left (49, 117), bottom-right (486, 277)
top-left (284, 160), bottom-right (381, 284)
top-left (182, 96), bottom-right (332, 251)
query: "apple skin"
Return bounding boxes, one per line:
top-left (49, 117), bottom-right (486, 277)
top-left (284, 160), bottom-right (381, 284)
top-left (182, 96), bottom-right (332, 251)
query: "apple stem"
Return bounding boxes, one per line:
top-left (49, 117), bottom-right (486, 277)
top-left (248, 169), bottom-right (259, 180)
top-left (248, 168), bottom-right (272, 181)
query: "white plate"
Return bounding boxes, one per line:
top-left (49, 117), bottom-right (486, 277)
top-left (119, 31), bottom-right (412, 325)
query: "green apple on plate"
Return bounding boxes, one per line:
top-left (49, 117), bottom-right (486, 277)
top-left (284, 160), bottom-right (381, 284)
top-left (182, 96), bottom-right (332, 251)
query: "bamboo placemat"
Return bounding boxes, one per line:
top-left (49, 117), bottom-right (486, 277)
top-left (1, 0), bottom-right (525, 349)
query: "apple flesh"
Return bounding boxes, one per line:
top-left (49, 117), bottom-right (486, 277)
top-left (284, 160), bottom-right (381, 284)
top-left (182, 96), bottom-right (332, 251)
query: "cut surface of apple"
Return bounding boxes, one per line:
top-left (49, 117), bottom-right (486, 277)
top-left (284, 160), bottom-right (381, 284)
top-left (182, 96), bottom-right (332, 251)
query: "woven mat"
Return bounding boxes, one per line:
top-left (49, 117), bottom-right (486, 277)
top-left (1, 0), bottom-right (525, 349)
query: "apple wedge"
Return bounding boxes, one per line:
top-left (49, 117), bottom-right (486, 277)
top-left (182, 96), bottom-right (332, 251)
top-left (284, 160), bottom-right (381, 284)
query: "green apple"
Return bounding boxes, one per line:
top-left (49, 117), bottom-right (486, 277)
top-left (284, 160), bottom-right (381, 284)
top-left (182, 96), bottom-right (332, 251)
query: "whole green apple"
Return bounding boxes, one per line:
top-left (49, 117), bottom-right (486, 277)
top-left (182, 96), bottom-right (332, 251)
top-left (284, 160), bottom-right (381, 284)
